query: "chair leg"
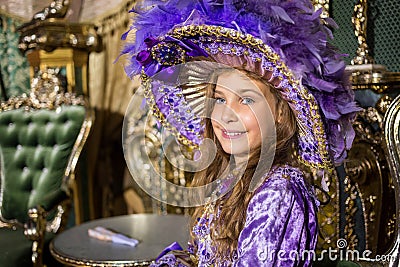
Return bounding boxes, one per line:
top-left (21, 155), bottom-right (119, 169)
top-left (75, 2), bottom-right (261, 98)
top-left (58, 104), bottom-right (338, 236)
top-left (32, 240), bottom-right (44, 267)
top-left (25, 207), bottom-right (46, 267)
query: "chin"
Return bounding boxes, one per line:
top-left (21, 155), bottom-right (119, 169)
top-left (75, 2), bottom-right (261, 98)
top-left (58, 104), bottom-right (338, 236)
top-left (220, 144), bottom-right (250, 157)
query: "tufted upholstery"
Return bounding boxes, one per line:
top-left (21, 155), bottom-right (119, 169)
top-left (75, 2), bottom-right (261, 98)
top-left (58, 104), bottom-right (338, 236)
top-left (0, 86), bottom-right (93, 267)
top-left (0, 106), bottom-right (86, 224)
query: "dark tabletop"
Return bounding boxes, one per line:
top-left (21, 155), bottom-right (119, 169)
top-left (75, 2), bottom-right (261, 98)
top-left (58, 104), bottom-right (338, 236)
top-left (50, 214), bottom-right (190, 266)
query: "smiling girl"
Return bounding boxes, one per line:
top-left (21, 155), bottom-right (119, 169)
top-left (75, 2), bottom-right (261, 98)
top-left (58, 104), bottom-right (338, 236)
top-left (184, 66), bottom-right (317, 266)
top-left (121, 0), bottom-right (360, 266)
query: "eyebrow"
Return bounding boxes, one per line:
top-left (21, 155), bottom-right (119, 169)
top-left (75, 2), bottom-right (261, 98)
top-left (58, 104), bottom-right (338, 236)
top-left (214, 88), bottom-right (264, 97)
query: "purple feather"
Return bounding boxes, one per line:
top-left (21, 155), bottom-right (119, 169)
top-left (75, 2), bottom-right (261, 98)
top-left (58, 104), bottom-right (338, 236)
top-left (320, 95), bottom-right (341, 120)
top-left (308, 74), bottom-right (338, 93)
top-left (271, 6), bottom-right (295, 24)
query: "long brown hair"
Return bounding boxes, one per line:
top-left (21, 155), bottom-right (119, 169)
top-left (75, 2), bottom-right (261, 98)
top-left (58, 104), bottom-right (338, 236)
top-left (189, 67), bottom-right (299, 260)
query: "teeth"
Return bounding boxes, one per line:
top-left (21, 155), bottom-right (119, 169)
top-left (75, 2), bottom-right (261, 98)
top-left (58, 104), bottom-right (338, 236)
top-left (224, 131), bottom-right (244, 136)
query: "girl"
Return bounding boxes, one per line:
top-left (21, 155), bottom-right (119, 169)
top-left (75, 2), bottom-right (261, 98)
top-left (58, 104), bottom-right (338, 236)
top-left (120, 0), bottom-right (359, 266)
top-left (186, 66), bottom-right (318, 266)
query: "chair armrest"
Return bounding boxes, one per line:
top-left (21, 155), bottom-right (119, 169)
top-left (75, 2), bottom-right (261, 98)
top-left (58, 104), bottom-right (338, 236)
top-left (24, 196), bottom-right (70, 241)
top-left (24, 201), bottom-right (69, 267)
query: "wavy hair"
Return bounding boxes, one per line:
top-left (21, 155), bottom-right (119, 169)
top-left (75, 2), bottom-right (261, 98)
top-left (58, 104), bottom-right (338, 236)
top-left (189, 67), bottom-right (299, 261)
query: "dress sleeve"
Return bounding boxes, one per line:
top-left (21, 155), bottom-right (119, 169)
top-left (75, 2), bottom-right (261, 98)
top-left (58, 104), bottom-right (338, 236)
top-left (233, 169), bottom-right (319, 267)
top-left (149, 242), bottom-right (197, 267)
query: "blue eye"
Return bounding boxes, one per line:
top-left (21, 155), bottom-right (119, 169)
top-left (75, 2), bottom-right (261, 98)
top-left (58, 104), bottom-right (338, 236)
top-left (241, 97), bottom-right (255, 105)
top-left (215, 97), bottom-right (226, 104)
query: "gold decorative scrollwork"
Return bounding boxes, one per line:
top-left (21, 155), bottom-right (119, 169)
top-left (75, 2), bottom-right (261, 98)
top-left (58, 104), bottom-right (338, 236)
top-left (312, 0), bottom-right (330, 18)
top-left (387, 213), bottom-right (396, 239)
top-left (345, 106), bottom-right (396, 255)
top-left (343, 176), bottom-right (360, 250)
top-left (376, 95), bottom-right (394, 115)
top-left (316, 172), bottom-right (339, 252)
top-left (0, 68), bottom-right (86, 112)
top-left (351, 0), bottom-right (374, 65)
top-left (125, 89), bottom-right (191, 215)
top-left (352, 107), bottom-right (383, 144)
top-left (32, 0), bottom-right (70, 21)
top-left (382, 95), bottom-right (400, 265)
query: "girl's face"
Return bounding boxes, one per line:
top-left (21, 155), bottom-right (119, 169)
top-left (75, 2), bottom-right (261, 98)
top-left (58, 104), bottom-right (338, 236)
top-left (211, 71), bottom-right (276, 162)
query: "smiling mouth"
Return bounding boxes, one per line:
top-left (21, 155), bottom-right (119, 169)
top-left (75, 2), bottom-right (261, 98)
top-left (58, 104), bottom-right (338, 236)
top-left (221, 130), bottom-right (247, 139)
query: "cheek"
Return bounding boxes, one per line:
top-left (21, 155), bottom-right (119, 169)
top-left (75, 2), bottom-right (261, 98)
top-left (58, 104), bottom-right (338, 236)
top-left (211, 119), bottom-right (218, 132)
top-left (241, 111), bottom-right (260, 133)
top-left (244, 107), bottom-right (274, 134)
top-left (210, 106), bottom-right (220, 128)
top-left (210, 105), bottom-right (218, 119)
top-left (211, 105), bottom-right (223, 122)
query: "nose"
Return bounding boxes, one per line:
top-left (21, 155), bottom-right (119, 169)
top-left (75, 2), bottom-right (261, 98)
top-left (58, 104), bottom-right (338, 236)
top-left (220, 104), bottom-right (238, 123)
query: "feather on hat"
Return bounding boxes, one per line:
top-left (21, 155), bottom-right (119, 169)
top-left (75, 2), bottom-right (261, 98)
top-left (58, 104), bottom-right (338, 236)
top-left (120, 0), bottom-right (360, 172)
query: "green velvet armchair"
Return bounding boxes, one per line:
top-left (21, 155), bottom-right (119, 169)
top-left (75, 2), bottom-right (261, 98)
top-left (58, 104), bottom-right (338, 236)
top-left (0, 70), bottom-right (94, 267)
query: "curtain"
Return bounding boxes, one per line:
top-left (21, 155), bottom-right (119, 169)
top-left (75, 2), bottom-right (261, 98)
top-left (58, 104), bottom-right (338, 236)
top-left (85, 0), bottom-right (140, 219)
top-left (0, 13), bottom-right (30, 99)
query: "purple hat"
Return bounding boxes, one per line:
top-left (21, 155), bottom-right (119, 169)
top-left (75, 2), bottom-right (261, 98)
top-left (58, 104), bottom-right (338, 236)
top-left (120, 0), bottom-right (360, 174)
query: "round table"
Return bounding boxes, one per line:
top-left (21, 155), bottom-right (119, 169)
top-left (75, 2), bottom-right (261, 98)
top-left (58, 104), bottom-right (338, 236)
top-left (50, 214), bottom-right (190, 266)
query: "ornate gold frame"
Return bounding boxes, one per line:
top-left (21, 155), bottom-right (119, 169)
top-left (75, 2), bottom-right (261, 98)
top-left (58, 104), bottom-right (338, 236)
top-left (346, 0), bottom-right (400, 92)
top-left (381, 95), bottom-right (400, 266)
top-left (49, 243), bottom-right (153, 267)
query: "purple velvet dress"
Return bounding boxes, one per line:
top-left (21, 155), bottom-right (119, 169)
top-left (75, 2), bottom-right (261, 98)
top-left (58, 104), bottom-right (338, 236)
top-left (150, 165), bottom-right (319, 266)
